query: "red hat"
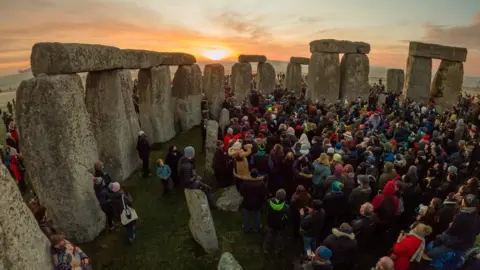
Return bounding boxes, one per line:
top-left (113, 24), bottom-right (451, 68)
top-left (423, 134), bottom-right (430, 141)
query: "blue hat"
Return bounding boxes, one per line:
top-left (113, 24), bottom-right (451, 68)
top-left (335, 142), bottom-right (342, 150)
top-left (184, 146), bottom-right (195, 158)
top-left (317, 246), bottom-right (332, 259)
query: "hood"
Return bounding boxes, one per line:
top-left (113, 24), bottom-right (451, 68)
top-left (228, 144), bottom-right (252, 158)
top-left (332, 228), bottom-right (355, 240)
top-left (382, 180), bottom-right (396, 197)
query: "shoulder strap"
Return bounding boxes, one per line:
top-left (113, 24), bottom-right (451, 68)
top-left (121, 194), bottom-right (127, 209)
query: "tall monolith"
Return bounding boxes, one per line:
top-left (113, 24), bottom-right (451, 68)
top-left (256, 62), bottom-right (276, 93)
top-left (431, 60), bottom-right (464, 109)
top-left (204, 64), bottom-right (225, 120)
top-left (403, 56), bottom-right (432, 102)
top-left (231, 63), bottom-right (252, 103)
top-left (339, 54), bottom-right (370, 101)
top-left (172, 64), bottom-right (203, 132)
top-left (286, 63), bottom-right (303, 93)
top-left (307, 52), bottom-right (340, 103)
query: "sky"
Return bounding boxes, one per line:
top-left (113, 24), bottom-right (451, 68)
top-left (1, 0), bottom-right (480, 75)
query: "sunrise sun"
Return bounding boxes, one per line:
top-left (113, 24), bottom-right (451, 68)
top-left (200, 48), bottom-right (233, 61)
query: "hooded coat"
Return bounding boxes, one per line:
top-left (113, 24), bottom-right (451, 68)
top-left (228, 144), bottom-right (252, 178)
top-left (323, 228), bottom-right (357, 266)
top-left (372, 181), bottom-right (399, 219)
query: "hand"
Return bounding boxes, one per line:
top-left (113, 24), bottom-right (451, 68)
top-left (81, 258), bottom-right (89, 264)
top-left (299, 208), bottom-right (305, 216)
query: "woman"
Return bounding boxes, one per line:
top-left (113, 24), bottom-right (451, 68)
top-left (212, 140), bottom-right (230, 187)
top-left (269, 144), bottom-right (285, 194)
top-left (342, 164), bottom-right (355, 198)
top-left (110, 182), bottom-right (137, 243)
top-left (283, 152), bottom-right (296, 199)
top-left (391, 223), bottom-right (433, 270)
top-left (50, 234), bottom-right (91, 270)
top-left (165, 145), bottom-right (182, 187)
top-left (312, 153), bottom-right (332, 198)
top-left (290, 185), bottom-right (312, 238)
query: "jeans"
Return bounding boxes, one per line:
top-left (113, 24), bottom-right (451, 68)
top-left (125, 221), bottom-right (136, 241)
top-left (427, 233), bottom-right (454, 259)
top-left (242, 209), bottom-right (260, 232)
top-left (303, 236), bottom-right (316, 255)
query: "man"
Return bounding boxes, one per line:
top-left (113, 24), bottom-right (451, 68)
top-left (94, 161), bottom-right (112, 186)
top-left (136, 131), bottom-right (151, 178)
top-left (372, 256), bottom-right (394, 270)
top-left (300, 200), bottom-right (326, 256)
top-left (264, 189), bottom-right (290, 255)
top-left (50, 234), bottom-right (90, 269)
top-left (350, 202), bottom-right (377, 247)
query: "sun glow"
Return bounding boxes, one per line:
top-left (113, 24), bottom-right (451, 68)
top-left (200, 48), bottom-right (233, 61)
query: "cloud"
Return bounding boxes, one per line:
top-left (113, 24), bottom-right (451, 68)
top-left (211, 11), bottom-right (272, 41)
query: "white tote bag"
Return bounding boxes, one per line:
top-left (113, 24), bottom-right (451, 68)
top-left (120, 194), bottom-right (138, 225)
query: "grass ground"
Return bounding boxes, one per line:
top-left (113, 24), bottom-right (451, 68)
top-left (80, 127), bottom-right (292, 270)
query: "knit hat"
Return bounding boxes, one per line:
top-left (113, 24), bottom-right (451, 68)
top-left (184, 146), bottom-right (195, 158)
top-left (316, 246), bottom-right (333, 260)
top-left (327, 147), bottom-right (335, 154)
top-left (299, 144), bottom-right (310, 156)
top-left (109, 182), bottom-right (121, 193)
top-left (333, 153), bottom-right (342, 162)
top-left (335, 142), bottom-right (342, 150)
top-left (331, 181), bottom-right (344, 193)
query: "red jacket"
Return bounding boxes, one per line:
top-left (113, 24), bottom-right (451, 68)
top-left (10, 129), bottom-right (19, 142)
top-left (372, 180), bottom-right (399, 215)
top-left (9, 155), bottom-right (22, 182)
top-left (392, 235), bottom-right (422, 270)
top-left (223, 133), bottom-right (243, 151)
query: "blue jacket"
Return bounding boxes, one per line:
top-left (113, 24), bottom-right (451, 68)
top-left (157, 165), bottom-right (171, 179)
top-left (313, 161), bottom-right (332, 185)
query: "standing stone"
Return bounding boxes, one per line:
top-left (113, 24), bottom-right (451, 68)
top-left (218, 108), bottom-right (230, 135)
top-left (218, 252), bottom-right (243, 270)
top-left (216, 186), bottom-right (243, 212)
top-left (231, 63), bottom-right (252, 103)
top-left (403, 56), bottom-right (432, 102)
top-left (431, 60), bottom-right (464, 108)
top-left (137, 66), bottom-right (175, 142)
top-left (204, 64), bottom-right (225, 120)
top-left (205, 120), bottom-right (219, 177)
top-left (307, 52), bottom-right (340, 103)
top-left (85, 69), bottom-right (141, 181)
top-left (256, 62), bottom-right (276, 93)
top-left (386, 69), bottom-right (405, 93)
top-left (172, 64), bottom-right (203, 132)
top-left (339, 54), bottom-right (370, 101)
top-left (184, 189), bottom-right (218, 253)
top-left (16, 74), bottom-right (105, 243)
top-left (286, 63), bottom-right (303, 93)
top-left (0, 166), bottom-right (51, 270)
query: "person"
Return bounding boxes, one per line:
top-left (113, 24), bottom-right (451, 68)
top-left (165, 145), bottom-right (182, 187)
top-left (435, 193), bottom-right (459, 235)
top-left (50, 234), bottom-right (91, 269)
top-left (323, 181), bottom-right (346, 226)
top-left (6, 101), bottom-right (12, 115)
top-left (323, 223), bottom-right (357, 270)
top-left (94, 161), bottom-right (113, 187)
top-left (294, 246), bottom-right (333, 270)
top-left (312, 153), bottom-right (331, 198)
top-left (213, 140), bottom-right (230, 187)
top-left (351, 202), bottom-right (377, 247)
top-left (378, 162), bottom-right (396, 191)
top-left (93, 174), bottom-right (114, 230)
top-left (136, 131), bottom-right (151, 178)
top-left (109, 182), bottom-right (137, 243)
top-left (290, 185), bottom-right (312, 238)
top-left (372, 256), bottom-right (394, 270)
top-left (300, 200), bottom-right (325, 256)
top-left (264, 189), bottom-right (290, 255)
top-left (372, 181), bottom-right (399, 224)
top-left (349, 175), bottom-right (372, 216)
top-left (229, 141), bottom-right (253, 178)
top-left (239, 169), bottom-right (268, 233)
top-left (156, 159), bottom-right (172, 196)
top-left (391, 223), bottom-right (432, 270)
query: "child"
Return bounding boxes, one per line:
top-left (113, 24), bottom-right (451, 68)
top-left (156, 159), bottom-right (172, 196)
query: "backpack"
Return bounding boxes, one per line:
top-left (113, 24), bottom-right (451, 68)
top-left (376, 195), bottom-right (396, 222)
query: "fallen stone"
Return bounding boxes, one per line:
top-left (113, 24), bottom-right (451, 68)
top-left (16, 74), bottom-right (105, 243)
top-left (339, 54), bottom-right (370, 101)
top-left (172, 65), bottom-right (203, 131)
top-left (409, 42), bottom-right (467, 62)
top-left (205, 120), bottom-right (219, 177)
top-left (386, 69), bottom-right (405, 93)
top-left (120, 49), bottom-right (164, 69)
top-left (238, 54), bottom-right (267, 63)
top-left (218, 108), bottom-right (230, 135)
top-left (0, 165), bottom-right (52, 270)
top-left (31, 42), bottom-right (123, 76)
top-left (184, 189), bottom-right (218, 253)
top-left (310, 39), bottom-right (371, 54)
top-left (431, 60), bottom-right (463, 108)
top-left (290, 57), bottom-right (310, 65)
top-left (256, 62), bottom-right (276, 93)
top-left (85, 69), bottom-right (141, 181)
top-left (286, 63), bottom-right (303, 93)
top-left (204, 64), bottom-right (225, 120)
top-left (138, 66), bottom-right (176, 143)
top-left (307, 52), bottom-right (340, 103)
top-left (216, 186), bottom-right (244, 212)
top-left (403, 56), bottom-right (432, 102)
top-left (231, 63), bottom-right (252, 103)
top-left (218, 252), bottom-right (243, 270)
top-left (160, 52), bottom-right (197, 65)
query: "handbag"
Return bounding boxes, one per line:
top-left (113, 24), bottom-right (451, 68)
top-left (120, 194), bottom-right (138, 225)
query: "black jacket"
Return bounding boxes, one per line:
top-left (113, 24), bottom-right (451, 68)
top-left (445, 209), bottom-right (478, 250)
top-left (136, 136), bottom-right (151, 159)
top-left (239, 180), bottom-right (268, 211)
top-left (310, 143), bottom-right (324, 160)
top-left (323, 192), bottom-right (347, 218)
top-left (351, 214), bottom-right (376, 239)
top-left (266, 198), bottom-right (290, 230)
top-left (300, 209), bottom-right (325, 238)
top-left (436, 202), bottom-right (458, 235)
top-left (110, 191), bottom-right (132, 217)
top-left (177, 156), bottom-right (196, 187)
top-left (323, 229), bottom-right (357, 266)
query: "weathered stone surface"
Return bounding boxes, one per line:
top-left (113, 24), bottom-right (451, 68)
top-left (138, 66), bottom-right (176, 143)
top-left (172, 65), bottom-right (203, 132)
top-left (238, 55), bottom-right (267, 63)
top-left (307, 52), bottom-right (340, 103)
top-left (205, 120), bottom-right (219, 176)
top-left (160, 52), bottom-right (197, 65)
top-left (231, 63), bottom-right (252, 103)
top-left (184, 189), bottom-right (218, 253)
top-left (431, 60), bottom-right (464, 108)
top-left (409, 42), bottom-right (467, 62)
top-left (286, 63), bottom-right (303, 93)
top-left (85, 69), bottom-right (140, 181)
top-left (218, 108), bottom-right (230, 135)
top-left (256, 62), bottom-right (276, 93)
top-left (290, 57), bottom-right (310, 65)
top-left (16, 74), bottom-right (105, 243)
top-left (120, 49), bottom-right (164, 69)
top-left (204, 64), bottom-right (225, 120)
top-left (31, 42), bottom-right (123, 76)
top-left (0, 165), bottom-right (52, 270)
top-left (310, 39), bottom-right (371, 54)
top-left (218, 252), bottom-right (243, 270)
top-left (216, 186), bottom-right (243, 212)
top-left (386, 69), bottom-right (405, 93)
top-left (403, 56), bottom-right (432, 102)
top-left (339, 54), bottom-right (370, 101)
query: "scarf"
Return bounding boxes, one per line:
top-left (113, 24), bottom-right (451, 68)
top-left (408, 230), bottom-right (426, 262)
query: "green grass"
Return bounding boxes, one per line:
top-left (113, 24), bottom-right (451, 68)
top-left (80, 127), bottom-right (292, 270)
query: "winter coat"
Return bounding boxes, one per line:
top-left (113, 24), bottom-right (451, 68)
top-left (110, 191), bottom-right (132, 217)
top-left (296, 171), bottom-right (313, 192)
top-left (266, 198), bottom-right (290, 230)
top-left (445, 209), bottom-right (479, 250)
top-left (228, 145), bottom-right (253, 177)
top-left (212, 148), bottom-right (228, 175)
top-left (310, 143), bottom-right (324, 160)
top-left (239, 180), bottom-right (268, 211)
top-left (300, 209), bottom-right (325, 238)
top-left (136, 136), bottom-right (150, 159)
top-left (9, 155), bottom-right (21, 181)
top-left (323, 192), bottom-right (347, 219)
top-left (372, 181), bottom-right (399, 219)
top-left (177, 156), bottom-right (196, 187)
top-left (250, 153), bottom-right (272, 176)
top-left (94, 170), bottom-right (113, 187)
top-left (323, 228), bottom-right (357, 266)
top-left (378, 172), bottom-right (396, 191)
top-left (312, 161), bottom-right (331, 185)
top-left (165, 151), bottom-right (182, 181)
top-left (51, 240), bottom-right (89, 270)
top-left (392, 234), bottom-right (423, 270)
top-left (351, 214), bottom-right (376, 239)
top-left (156, 164), bottom-right (171, 180)
top-left (436, 201), bottom-right (458, 234)
top-left (349, 186), bottom-right (372, 215)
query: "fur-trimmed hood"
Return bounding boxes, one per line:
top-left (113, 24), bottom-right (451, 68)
top-left (332, 228), bottom-right (355, 240)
